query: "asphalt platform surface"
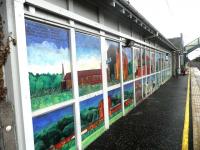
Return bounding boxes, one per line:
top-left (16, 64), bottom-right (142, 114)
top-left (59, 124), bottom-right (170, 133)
top-left (87, 75), bottom-right (189, 150)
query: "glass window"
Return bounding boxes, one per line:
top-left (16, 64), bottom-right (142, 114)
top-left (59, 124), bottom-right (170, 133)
top-left (106, 40), bottom-right (120, 86)
top-left (124, 83), bottom-right (134, 112)
top-left (80, 95), bottom-right (104, 143)
top-left (135, 79), bottom-right (142, 104)
top-left (76, 32), bottom-right (102, 96)
top-left (32, 105), bottom-right (75, 149)
top-left (156, 51), bottom-right (160, 72)
top-left (123, 47), bottom-right (133, 81)
top-left (134, 47), bottom-right (142, 78)
top-left (25, 19), bottom-right (72, 111)
top-left (146, 49), bottom-right (150, 75)
top-left (142, 48), bottom-right (146, 75)
top-left (108, 88), bottom-right (122, 124)
top-left (151, 50), bottom-right (155, 73)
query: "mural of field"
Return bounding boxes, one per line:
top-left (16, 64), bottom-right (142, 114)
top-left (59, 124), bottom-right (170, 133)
top-left (156, 52), bottom-right (160, 72)
top-left (123, 47), bottom-right (133, 81)
top-left (108, 88), bottom-right (122, 124)
top-left (156, 73), bottom-right (161, 88)
top-left (146, 49), bottom-right (150, 75)
top-left (76, 32), bottom-right (102, 96)
top-left (143, 77), bottom-right (146, 98)
top-left (25, 19), bottom-right (72, 111)
top-left (151, 75), bottom-right (156, 92)
top-left (135, 79), bottom-right (142, 104)
top-left (146, 76), bottom-right (151, 95)
top-left (124, 83), bottom-right (134, 113)
top-left (159, 53), bottom-right (162, 71)
top-left (151, 51), bottom-right (155, 73)
top-left (142, 49), bottom-right (146, 75)
top-left (80, 95), bottom-right (105, 148)
top-left (134, 48), bottom-right (142, 78)
top-left (32, 105), bottom-right (75, 150)
top-left (106, 40), bottom-right (120, 86)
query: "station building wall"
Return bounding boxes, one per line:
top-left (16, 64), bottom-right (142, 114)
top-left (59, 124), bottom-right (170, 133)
top-left (1, 0), bottom-right (173, 149)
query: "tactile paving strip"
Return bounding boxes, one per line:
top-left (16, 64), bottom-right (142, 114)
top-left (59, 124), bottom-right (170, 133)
top-left (191, 67), bottom-right (200, 150)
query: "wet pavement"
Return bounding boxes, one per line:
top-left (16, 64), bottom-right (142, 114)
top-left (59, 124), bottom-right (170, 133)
top-left (87, 75), bottom-right (189, 150)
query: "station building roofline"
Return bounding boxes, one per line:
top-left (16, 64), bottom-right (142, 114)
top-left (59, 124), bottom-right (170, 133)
top-left (116, 0), bottom-right (178, 51)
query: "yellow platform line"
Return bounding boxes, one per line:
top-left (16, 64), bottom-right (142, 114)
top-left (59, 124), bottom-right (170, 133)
top-left (182, 70), bottom-right (190, 150)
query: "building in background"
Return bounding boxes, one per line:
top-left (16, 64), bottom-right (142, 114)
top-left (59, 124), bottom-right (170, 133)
top-left (169, 33), bottom-right (184, 75)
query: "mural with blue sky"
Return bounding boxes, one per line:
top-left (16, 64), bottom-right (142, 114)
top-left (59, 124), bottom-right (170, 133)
top-left (76, 32), bottom-right (101, 71)
top-left (25, 19), bottom-right (71, 75)
top-left (33, 105), bottom-right (73, 134)
top-left (80, 95), bottom-right (103, 111)
top-left (26, 19), bottom-right (73, 111)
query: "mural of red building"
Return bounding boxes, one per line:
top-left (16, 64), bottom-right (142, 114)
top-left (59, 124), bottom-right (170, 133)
top-left (61, 69), bottom-right (102, 89)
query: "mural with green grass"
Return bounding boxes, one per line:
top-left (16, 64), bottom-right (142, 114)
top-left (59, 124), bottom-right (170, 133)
top-left (108, 88), bottom-right (122, 124)
top-left (123, 47), bottom-right (133, 81)
top-left (76, 32), bottom-right (102, 96)
top-left (25, 19), bottom-right (72, 111)
top-left (80, 95), bottom-right (105, 148)
top-left (33, 105), bottom-right (75, 150)
top-left (124, 83), bottom-right (134, 112)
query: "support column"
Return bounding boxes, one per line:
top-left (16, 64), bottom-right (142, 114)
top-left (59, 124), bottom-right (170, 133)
top-left (13, 0), bottom-right (35, 149)
top-left (70, 20), bottom-right (82, 150)
top-left (100, 31), bottom-right (109, 129)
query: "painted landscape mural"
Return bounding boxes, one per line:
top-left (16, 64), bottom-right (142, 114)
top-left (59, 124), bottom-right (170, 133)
top-left (76, 32), bottom-right (102, 96)
top-left (143, 77), bottom-right (147, 98)
top-left (123, 47), bottom-right (133, 81)
top-left (151, 75), bottom-right (156, 92)
top-left (142, 49), bottom-right (146, 76)
top-left (80, 95), bottom-right (105, 147)
top-left (106, 40), bottom-right (120, 86)
top-left (124, 83), bottom-right (134, 112)
top-left (33, 105), bottom-right (75, 150)
top-left (134, 48), bottom-right (142, 78)
top-left (156, 52), bottom-right (160, 72)
top-left (135, 79), bottom-right (142, 104)
top-left (146, 49), bottom-right (150, 75)
top-left (146, 76), bottom-right (151, 95)
top-left (151, 50), bottom-right (155, 73)
top-left (108, 88), bottom-right (122, 124)
top-left (25, 19), bottom-right (72, 111)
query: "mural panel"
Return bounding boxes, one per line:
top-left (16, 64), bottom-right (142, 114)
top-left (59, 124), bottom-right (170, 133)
top-left (151, 75), bottom-right (156, 92)
top-left (33, 105), bottom-right (75, 150)
top-left (151, 50), bottom-right (155, 73)
top-left (135, 79), bottom-right (142, 104)
top-left (108, 88), bottom-right (122, 124)
top-left (134, 47), bottom-right (142, 78)
top-left (146, 76), bottom-right (151, 95)
top-left (156, 73), bottom-right (160, 89)
top-left (124, 83), bottom-right (134, 112)
top-left (146, 49), bottom-right (150, 75)
top-left (142, 48), bottom-right (146, 75)
top-left (25, 19), bottom-right (72, 111)
top-left (106, 40), bottom-right (120, 86)
top-left (156, 51), bottom-right (160, 72)
top-left (123, 47), bottom-right (133, 81)
top-left (80, 95), bottom-right (104, 147)
top-left (143, 77), bottom-right (147, 98)
top-left (76, 32), bottom-right (102, 96)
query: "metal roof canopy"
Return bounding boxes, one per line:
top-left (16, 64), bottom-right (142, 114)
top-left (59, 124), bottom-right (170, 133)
top-left (112, 0), bottom-right (178, 51)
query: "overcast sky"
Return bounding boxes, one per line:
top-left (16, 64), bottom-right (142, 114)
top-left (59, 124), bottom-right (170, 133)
top-left (129, 0), bottom-right (200, 60)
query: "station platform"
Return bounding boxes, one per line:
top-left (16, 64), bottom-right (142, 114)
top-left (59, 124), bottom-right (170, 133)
top-left (87, 75), bottom-right (190, 150)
